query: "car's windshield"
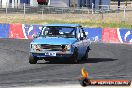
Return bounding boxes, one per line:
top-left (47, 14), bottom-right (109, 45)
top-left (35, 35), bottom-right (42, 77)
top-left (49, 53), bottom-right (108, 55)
top-left (41, 26), bottom-right (76, 38)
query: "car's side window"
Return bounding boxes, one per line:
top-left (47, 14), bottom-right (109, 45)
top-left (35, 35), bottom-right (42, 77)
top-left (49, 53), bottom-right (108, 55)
top-left (77, 28), bottom-right (86, 40)
top-left (77, 28), bottom-right (83, 39)
top-left (79, 28), bottom-right (83, 38)
top-left (76, 27), bottom-right (80, 39)
top-left (82, 29), bottom-right (86, 39)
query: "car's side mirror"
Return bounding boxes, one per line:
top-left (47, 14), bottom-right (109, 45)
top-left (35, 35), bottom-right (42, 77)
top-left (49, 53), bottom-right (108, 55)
top-left (80, 37), bottom-right (83, 40)
top-left (32, 34), bottom-right (38, 38)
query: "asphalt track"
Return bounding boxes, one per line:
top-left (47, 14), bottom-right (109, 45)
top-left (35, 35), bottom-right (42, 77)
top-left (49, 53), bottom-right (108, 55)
top-left (0, 39), bottom-right (132, 87)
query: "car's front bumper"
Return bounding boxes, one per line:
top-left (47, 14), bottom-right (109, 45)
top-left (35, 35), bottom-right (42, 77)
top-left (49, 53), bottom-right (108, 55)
top-left (30, 51), bottom-right (73, 58)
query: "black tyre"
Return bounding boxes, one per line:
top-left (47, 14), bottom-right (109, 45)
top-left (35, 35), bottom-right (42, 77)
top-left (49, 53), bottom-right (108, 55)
top-left (83, 46), bottom-right (90, 61)
top-left (71, 47), bottom-right (79, 63)
top-left (29, 54), bottom-right (37, 64)
top-left (80, 78), bottom-right (91, 87)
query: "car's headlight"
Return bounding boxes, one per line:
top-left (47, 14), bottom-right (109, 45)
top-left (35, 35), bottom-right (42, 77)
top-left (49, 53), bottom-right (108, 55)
top-left (31, 44), bottom-right (41, 49)
top-left (66, 45), bottom-right (71, 50)
top-left (31, 44), bottom-right (35, 49)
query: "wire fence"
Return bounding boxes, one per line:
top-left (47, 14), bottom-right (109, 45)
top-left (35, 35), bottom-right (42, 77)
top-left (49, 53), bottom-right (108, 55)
top-left (0, 3), bottom-right (132, 23)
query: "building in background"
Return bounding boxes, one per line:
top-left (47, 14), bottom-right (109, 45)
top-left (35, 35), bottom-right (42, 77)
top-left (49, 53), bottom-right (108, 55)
top-left (48, 0), bottom-right (69, 7)
top-left (48, 0), bottom-right (111, 9)
top-left (0, 0), bottom-right (31, 8)
top-left (0, 0), bottom-right (111, 9)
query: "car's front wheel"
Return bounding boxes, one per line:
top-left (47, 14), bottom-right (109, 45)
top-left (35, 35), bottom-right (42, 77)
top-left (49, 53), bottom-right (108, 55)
top-left (29, 54), bottom-right (37, 64)
top-left (71, 47), bottom-right (79, 63)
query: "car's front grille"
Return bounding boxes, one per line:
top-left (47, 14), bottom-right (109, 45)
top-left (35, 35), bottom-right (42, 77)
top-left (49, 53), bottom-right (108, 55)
top-left (41, 44), bottom-right (62, 51)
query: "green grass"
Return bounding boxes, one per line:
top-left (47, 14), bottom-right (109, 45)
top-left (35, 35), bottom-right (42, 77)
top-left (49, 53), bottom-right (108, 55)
top-left (38, 20), bottom-right (132, 29)
top-left (0, 14), bottom-right (132, 29)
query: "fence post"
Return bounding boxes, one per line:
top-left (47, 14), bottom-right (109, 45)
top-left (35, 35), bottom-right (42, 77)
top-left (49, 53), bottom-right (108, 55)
top-left (42, 10), bottom-right (43, 19)
top-left (24, 3), bottom-right (25, 18)
top-left (101, 10), bottom-right (103, 23)
top-left (123, 6), bottom-right (126, 21)
top-left (6, 2), bottom-right (7, 14)
top-left (92, 3), bottom-right (94, 14)
top-left (42, 5), bottom-right (44, 19)
top-left (88, 9), bottom-right (90, 14)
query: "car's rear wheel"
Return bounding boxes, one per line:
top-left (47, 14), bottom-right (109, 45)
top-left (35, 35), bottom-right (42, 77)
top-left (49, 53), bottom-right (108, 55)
top-left (83, 46), bottom-right (90, 61)
top-left (29, 54), bottom-right (37, 64)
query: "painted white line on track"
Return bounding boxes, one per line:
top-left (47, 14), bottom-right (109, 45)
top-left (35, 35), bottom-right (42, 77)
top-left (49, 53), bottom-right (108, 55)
top-left (13, 84), bottom-right (132, 88)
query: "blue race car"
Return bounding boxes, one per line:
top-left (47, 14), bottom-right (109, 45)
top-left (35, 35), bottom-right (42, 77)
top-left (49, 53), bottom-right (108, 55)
top-left (29, 24), bottom-right (91, 64)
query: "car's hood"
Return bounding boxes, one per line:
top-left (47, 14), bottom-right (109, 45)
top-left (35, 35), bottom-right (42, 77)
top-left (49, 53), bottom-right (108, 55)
top-left (31, 37), bottom-right (77, 45)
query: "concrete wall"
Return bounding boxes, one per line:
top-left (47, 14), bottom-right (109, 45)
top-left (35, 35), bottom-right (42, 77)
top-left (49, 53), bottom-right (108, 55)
top-left (48, 0), bottom-right (69, 7)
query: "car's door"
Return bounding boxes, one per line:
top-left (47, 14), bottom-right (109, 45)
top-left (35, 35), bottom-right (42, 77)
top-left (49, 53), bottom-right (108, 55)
top-left (79, 28), bottom-right (87, 56)
top-left (74, 27), bottom-right (84, 59)
top-left (81, 28), bottom-right (90, 54)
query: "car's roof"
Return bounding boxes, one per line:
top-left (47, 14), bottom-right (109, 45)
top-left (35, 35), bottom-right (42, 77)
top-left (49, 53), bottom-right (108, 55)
top-left (44, 24), bottom-right (81, 27)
